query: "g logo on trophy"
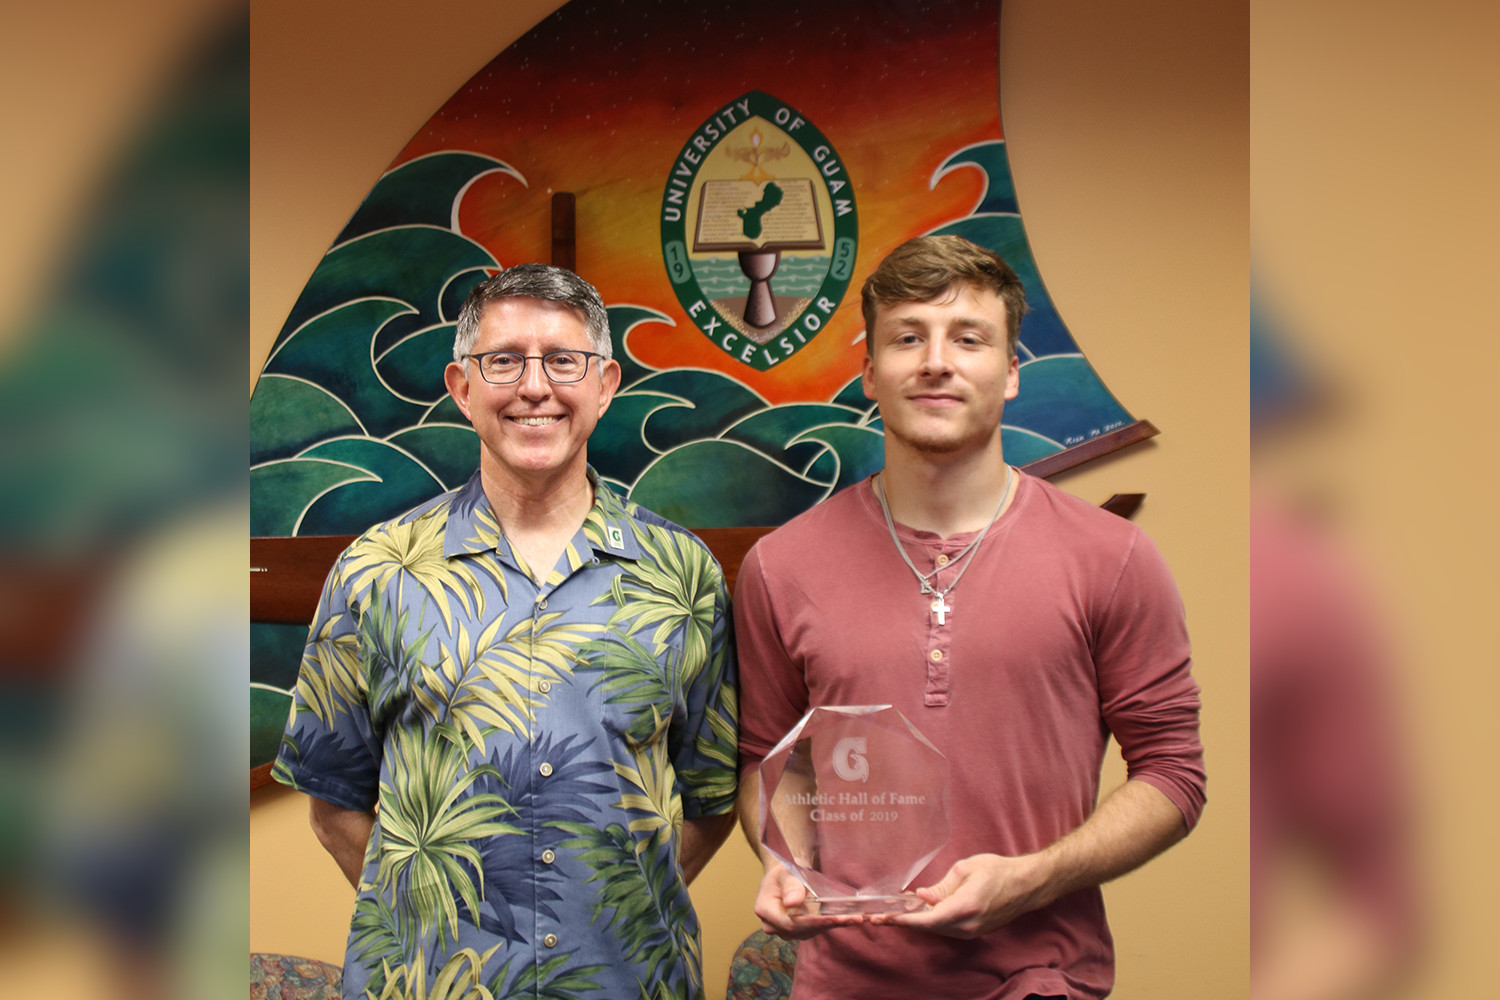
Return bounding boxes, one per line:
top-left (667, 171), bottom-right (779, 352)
top-left (758, 705), bottom-right (950, 915)
top-left (831, 737), bottom-right (868, 782)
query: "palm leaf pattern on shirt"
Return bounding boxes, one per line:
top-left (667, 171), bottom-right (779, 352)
top-left (610, 712), bottom-right (682, 852)
top-left (464, 500), bottom-right (505, 554)
top-left (365, 944), bottom-right (503, 1000)
top-left (488, 950), bottom-right (608, 1000)
top-left (467, 733), bottom-right (615, 943)
top-left (678, 683), bottom-right (738, 811)
top-left (376, 725), bottom-right (522, 947)
top-left (636, 978), bottom-right (695, 1000)
top-left (343, 508), bottom-right (504, 631)
top-left (273, 724), bottom-right (378, 802)
top-left (410, 614), bottom-right (533, 753)
top-left (574, 633), bottom-right (672, 747)
top-left (349, 892), bottom-right (406, 997)
top-left (361, 587), bottom-right (435, 733)
top-left (605, 524), bottom-right (718, 681)
top-left (469, 613), bottom-right (603, 737)
top-left (552, 821), bottom-right (700, 999)
top-left (295, 610), bottom-right (362, 727)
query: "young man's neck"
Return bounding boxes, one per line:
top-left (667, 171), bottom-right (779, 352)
top-left (878, 440), bottom-right (1015, 538)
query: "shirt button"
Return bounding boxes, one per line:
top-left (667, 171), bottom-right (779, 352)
top-left (541, 849), bottom-right (556, 864)
top-left (536, 597), bottom-right (548, 609)
top-left (538, 680), bottom-right (552, 693)
top-left (936, 553), bottom-right (950, 567)
top-left (929, 649), bottom-right (943, 662)
top-left (543, 933), bottom-right (558, 948)
top-left (539, 762), bottom-right (553, 777)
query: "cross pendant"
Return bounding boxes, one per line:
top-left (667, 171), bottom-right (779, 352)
top-left (931, 594), bottom-right (951, 626)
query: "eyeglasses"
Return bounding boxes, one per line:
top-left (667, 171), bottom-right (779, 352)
top-left (464, 350), bottom-right (604, 384)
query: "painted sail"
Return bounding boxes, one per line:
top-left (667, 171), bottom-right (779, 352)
top-left (251, 0), bottom-right (1156, 767)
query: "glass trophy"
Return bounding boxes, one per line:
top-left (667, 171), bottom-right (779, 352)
top-left (758, 705), bottom-right (950, 915)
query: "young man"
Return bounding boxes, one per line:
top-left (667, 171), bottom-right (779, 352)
top-left (735, 236), bottom-right (1205, 999)
top-left (274, 264), bottom-right (738, 1000)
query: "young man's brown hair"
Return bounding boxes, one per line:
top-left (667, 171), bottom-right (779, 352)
top-left (860, 235), bottom-right (1029, 356)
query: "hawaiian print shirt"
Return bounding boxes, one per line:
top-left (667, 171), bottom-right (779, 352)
top-left (273, 470), bottom-right (738, 1000)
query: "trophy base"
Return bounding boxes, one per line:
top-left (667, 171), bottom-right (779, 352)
top-left (790, 893), bottom-right (931, 917)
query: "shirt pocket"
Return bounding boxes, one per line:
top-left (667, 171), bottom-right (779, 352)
top-left (583, 638), bottom-right (677, 752)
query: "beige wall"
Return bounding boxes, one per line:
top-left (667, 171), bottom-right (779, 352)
top-left (250, 2), bottom-right (1248, 996)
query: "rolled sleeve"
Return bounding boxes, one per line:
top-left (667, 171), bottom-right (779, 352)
top-left (1095, 530), bottom-right (1207, 830)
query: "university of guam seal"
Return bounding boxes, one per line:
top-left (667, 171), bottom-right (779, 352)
top-left (661, 90), bottom-right (858, 370)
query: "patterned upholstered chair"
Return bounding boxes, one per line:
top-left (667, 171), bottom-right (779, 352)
top-left (251, 952), bottom-right (343, 1000)
top-left (726, 929), bottom-right (798, 1000)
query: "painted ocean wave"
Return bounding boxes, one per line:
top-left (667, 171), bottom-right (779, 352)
top-left (251, 143), bottom-right (1140, 538)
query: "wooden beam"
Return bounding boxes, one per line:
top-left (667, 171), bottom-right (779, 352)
top-left (683, 526), bottom-right (770, 593)
top-left (1020, 419), bottom-right (1159, 480)
top-left (252, 527), bottom-right (775, 628)
top-left (551, 191), bottom-right (576, 271)
top-left (251, 535), bottom-right (355, 624)
top-left (1100, 493), bottom-right (1145, 519)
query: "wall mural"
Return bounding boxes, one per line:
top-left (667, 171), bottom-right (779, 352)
top-left (250, 0), bottom-right (1154, 770)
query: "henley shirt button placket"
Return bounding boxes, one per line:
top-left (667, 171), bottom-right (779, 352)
top-left (924, 543), bottom-right (954, 705)
top-left (924, 643), bottom-right (951, 707)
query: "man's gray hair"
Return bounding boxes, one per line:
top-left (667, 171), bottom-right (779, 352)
top-left (452, 263), bottom-right (612, 363)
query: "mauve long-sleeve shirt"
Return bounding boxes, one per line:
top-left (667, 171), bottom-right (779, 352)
top-left (736, 472), bottom-right (1205, 1000)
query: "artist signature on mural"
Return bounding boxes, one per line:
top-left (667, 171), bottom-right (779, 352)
top-left (1063, 420), bottom-right (1126, 446)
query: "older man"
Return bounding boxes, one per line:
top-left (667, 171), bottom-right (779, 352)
top-left (735, 236), bottom-right (1205, 999)
top-left (274, 264), bottom-right (738, 1000)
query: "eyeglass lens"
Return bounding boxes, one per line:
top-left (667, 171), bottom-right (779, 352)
top-left (479, 351), bottom-right (590, 383)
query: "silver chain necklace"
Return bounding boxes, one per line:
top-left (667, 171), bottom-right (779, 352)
top-left (873, 466), bottom-right (1014, 626)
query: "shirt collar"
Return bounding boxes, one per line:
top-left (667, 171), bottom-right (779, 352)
top-left (443, 467), bottom-right (642, 563)
top-left (578, 470), bottom-right (643, 563)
